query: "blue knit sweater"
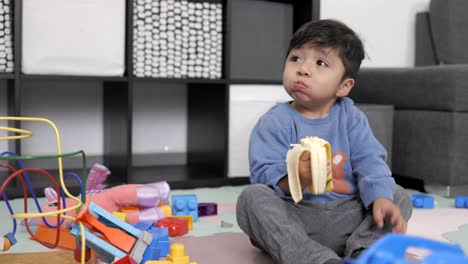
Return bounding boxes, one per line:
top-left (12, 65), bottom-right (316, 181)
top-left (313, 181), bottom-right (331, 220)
top-left (248, 97), bottom-right (395, 207)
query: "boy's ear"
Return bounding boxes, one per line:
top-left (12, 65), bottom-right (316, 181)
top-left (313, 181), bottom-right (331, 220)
top-left (336, 78), bottom-right (355, 97)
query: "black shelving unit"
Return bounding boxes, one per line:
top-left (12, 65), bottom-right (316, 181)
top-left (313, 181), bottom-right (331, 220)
top-left (1, 0), bottom-right (319, 198)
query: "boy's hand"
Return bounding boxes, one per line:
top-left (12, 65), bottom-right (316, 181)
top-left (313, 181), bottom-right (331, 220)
top-left (299, 151), bottom-right (312, 189)
top-left (373, 198), bottom-right (407, 233)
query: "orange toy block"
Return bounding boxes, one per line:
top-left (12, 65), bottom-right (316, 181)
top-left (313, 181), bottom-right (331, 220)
top-left (32, 224), bottom-right (76, 250)
top-left (120, 206), bottom-right (139, 213)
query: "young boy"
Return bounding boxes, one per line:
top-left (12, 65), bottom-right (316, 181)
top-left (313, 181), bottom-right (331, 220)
top-left (236, 19), bottom-right (412, 264)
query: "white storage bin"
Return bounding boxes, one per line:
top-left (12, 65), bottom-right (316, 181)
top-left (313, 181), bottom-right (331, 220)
top-left (228, 85), bottom-right (291, 178)
top-left (22, 0), bottom-right (125, 76)
top-left (0, 0), bottom-right (14, 73)
top-left (133, 0), bottom-right (223, 79)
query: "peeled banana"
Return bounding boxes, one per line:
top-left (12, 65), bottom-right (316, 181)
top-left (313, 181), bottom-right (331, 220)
top-left (286, 136), bottom-right (333, 203)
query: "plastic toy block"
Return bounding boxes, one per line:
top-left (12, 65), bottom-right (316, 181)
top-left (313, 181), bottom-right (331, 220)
top-left (172, 194), bottom-right (198, 221)
top-left (455, 196), bottom-right (468, 208)
top-left (167, 215), bottom-right (193, 230)
top-left (33, 224), bottom-right (75, 250)
top-left (221, 220), bottom-right (233, 228)
top-left (129, 231), bottom-right (153, 264)
top-left (198, 202), bottom-right (217, 216)
top-left (149, 227), bottom-right (169, 241)
top-left (120, 206), bottom-right (139, 213)
top-left (2, 232), bottom-right (16, 251)
top-left (114, 255), bottom-right (138, 264)
top-left (166, 243), bottom-right (190, 263)
top-left (132, 221), bottom-right (156, 231)
top-left (148, 227), bottom-right (170, 257)
top-left (141, 239), bottom-right (162, 263)
top-left (113, 212), bottom-right (127, 222)
top-left (145, 261), bottom-right (172, 264)
top-left (156, 218), bottom-right (188, 237)
top-left (158, 204), bottom-right (172, 217)
top-left (343, 233), bottom-right (468, 264)
top-left (0, 237), bottom-right (6, 252)
top-left (73, 246), bottom-right (91, 263)
top-left (411, 194), bottom-right (434, 208)
top-left (4, 233), bottom-right (16, 246)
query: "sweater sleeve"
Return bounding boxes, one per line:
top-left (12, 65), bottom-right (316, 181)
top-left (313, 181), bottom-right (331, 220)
top-left (348, 106), bottom-right (396, 208)
top-left (249, 109), bottom-right (293, 197)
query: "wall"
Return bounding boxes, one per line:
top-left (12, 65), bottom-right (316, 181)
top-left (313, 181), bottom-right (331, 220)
top-left (321, 0), bottom-right (430, 68)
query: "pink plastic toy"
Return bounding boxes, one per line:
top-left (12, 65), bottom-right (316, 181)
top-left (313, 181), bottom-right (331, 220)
top-left (28, 164), bottom-right (170, 227)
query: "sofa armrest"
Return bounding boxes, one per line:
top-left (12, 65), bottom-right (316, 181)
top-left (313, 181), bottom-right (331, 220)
top-left (351, 65), bottom-right (468, 112)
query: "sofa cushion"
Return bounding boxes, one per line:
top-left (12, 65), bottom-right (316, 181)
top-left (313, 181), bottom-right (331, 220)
top-left (392, 110), bottom-right (468, 185)
top-left (415, 12), bottom-right (437, 66)
top-left (430, 0), bottom-right (468, 64)
top-left (353, 65), bottom-right (468, 112)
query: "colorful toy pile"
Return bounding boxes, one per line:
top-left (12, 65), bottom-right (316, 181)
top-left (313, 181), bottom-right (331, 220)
top-left (0, 116), bottom-right (218, 263)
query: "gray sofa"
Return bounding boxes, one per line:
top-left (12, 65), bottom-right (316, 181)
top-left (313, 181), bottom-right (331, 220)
top-left (350, 0), bottom-right (468, 196)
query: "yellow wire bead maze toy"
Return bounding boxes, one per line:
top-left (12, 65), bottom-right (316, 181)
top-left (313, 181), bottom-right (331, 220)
top-left (0, 117), bottom-right (88, 263)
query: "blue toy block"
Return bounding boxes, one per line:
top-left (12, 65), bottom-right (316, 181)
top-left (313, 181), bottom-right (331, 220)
top-left (411, 194), bottom-right (434, 208)
top-left (140, 245), bottom-right (161, 263)
top-left (455, 196), bottom-right (468, 208)
top-left (149, 227), bottom-right (169, 241)
top-left (172, 194), bottom-right (198, 221)
top-left (5, 232), bottom-right (16, 245)
top-left (148, 227), bottom-right (169, 257)
top-left (131, 221), bottom-right (155, 231)
top-left (343, 234), bottom-right (468, 264)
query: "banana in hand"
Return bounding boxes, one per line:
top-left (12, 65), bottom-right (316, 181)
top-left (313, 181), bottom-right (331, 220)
top-left (286, 136), bottom-right (333, 203)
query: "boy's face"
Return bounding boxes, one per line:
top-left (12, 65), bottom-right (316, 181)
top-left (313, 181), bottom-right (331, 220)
top-left (283, 43), bottom-right (354, 112)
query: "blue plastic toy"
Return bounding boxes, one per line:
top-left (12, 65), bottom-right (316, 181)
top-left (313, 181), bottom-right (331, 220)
top-left (411, 194), bottom-right (434, 209)
top-left (172, 194), bottom-right (198, 221)
top-left (455, 196), bottom-right (468, 208)
top-left (344, 234), bottom-right (468, 264)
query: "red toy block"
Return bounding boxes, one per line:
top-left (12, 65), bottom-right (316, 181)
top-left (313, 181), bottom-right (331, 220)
top-left (156, 218), bottom-right (188, 237)
top-left (73, 247), bottom-right (91, 262)
top-left (114, 255), bottom-right (137, 264)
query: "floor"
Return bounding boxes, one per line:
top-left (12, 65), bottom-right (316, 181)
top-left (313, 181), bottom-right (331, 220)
top-left (1, 185), bottom-right (468, 263)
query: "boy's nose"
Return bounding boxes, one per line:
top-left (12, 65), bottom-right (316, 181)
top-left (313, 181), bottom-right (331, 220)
top-left (296, 66), bottom-right (310, 77)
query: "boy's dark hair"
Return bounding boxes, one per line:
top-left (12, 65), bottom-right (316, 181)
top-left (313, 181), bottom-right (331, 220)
top-left (286, 19), bottom-right (365, 80)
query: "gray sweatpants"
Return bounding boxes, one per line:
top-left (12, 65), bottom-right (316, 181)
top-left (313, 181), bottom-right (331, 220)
top-left (236, 184), bottom-right (412, 264)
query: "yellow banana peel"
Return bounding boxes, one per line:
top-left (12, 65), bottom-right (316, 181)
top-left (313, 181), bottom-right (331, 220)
top-left (286, 136), bottom-right (333, 203)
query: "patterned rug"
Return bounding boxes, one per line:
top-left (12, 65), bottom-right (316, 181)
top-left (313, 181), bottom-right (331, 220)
top-left (1, 186), bottom-right (467, 263)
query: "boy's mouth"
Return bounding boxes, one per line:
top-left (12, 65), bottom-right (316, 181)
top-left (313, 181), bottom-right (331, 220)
top-left (293, 81), bottom-right (308, 90)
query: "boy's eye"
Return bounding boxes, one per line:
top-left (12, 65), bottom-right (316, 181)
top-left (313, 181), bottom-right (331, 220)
top-left (316, 60), bottom-right (328, 67)
top-left (290, 56), bottom-right (301, 62)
